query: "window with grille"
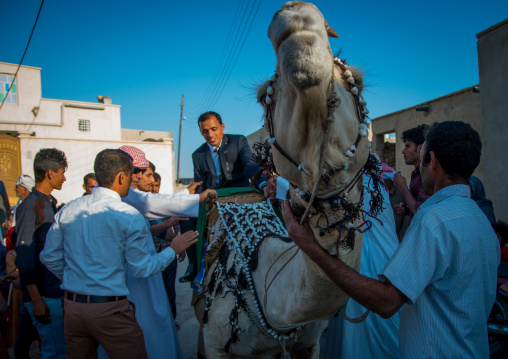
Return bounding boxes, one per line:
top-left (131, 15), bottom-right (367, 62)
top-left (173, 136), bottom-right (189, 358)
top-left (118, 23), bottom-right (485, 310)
top-left (78, 119), bottom-right (90, 132)
top-left (0, 74), bottom-right (18, 105)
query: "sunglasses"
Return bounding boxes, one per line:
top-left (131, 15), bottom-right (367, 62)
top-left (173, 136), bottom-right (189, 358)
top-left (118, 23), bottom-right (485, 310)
top-left (133, 167), bottom-right (144, 174)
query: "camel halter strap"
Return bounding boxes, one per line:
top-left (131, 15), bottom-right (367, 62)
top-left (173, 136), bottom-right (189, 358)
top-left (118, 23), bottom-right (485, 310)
top-left (339, 301), bottom-right (370, 324)
top-left (261, 57), bottom-right (369, 224)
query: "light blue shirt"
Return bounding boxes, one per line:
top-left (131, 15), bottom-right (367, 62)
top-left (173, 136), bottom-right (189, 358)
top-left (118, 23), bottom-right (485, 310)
top-left (207, 141), bottom-right (222, 185)
top-left (41, 187), bottom-right (175, 296)
top-left (381, 184), bottom-right (499, 358)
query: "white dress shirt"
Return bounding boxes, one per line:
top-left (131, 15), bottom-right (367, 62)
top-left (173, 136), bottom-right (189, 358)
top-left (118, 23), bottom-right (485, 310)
top-left (41, 187), bottom-right (175, 296)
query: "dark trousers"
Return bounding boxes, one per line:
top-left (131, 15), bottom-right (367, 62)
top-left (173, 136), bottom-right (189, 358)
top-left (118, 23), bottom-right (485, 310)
top-left (64, 298), bottom-right (148, 359)
top-left (14, 304), bottom-right (38, 359)
top-left (0, 287), bottom-right (9, 344)
top-left (180, 218), bottom-right (198, 274)
top-left (161, 260), bottom-right (177, 319)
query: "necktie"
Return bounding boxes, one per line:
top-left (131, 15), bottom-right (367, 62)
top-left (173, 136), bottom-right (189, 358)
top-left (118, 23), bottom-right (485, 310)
top-left (213, 147), bottom-right (221, 185)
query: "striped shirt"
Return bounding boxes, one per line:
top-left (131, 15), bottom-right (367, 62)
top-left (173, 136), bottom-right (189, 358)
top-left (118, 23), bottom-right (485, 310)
top-left (409, 165), bottom-right (429, 215)
top-left (380, 184), bottom-right (499, 358)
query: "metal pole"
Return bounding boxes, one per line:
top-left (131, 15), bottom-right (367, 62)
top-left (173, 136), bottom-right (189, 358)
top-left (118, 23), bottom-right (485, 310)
top-left (176, 94), bottom-right (184, 184)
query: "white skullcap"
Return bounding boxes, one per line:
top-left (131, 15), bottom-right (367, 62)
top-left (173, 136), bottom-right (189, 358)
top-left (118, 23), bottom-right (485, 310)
top-left (16, 174), bottom-right (35, 191)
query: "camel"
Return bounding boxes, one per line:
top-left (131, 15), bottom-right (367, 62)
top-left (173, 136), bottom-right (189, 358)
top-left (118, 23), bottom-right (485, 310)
top-left (195, 2), bottom-right (381, 357)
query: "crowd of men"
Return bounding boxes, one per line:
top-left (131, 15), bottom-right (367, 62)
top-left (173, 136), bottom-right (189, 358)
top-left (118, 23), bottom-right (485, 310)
top-left (0, 116), bottom-right (504, 358)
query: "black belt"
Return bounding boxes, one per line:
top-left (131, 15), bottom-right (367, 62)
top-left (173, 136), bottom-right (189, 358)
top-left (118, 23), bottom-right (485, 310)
top-left (65, 291), bottom-right (126, 304)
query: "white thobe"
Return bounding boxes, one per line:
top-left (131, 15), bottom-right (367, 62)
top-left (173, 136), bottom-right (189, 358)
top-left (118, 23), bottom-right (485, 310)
top-left (122, 187), bottom-right (200, 220)
top-left (324, 174), bottom-right (400, 359)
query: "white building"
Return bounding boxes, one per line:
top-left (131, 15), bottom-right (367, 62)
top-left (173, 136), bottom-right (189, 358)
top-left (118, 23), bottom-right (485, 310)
top-left (0, 62), bottom-right (175, 205)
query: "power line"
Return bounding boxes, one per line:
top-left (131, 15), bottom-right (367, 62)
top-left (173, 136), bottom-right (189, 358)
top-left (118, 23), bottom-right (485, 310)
top-left (0, 0), bottom-right (45, 111)
top-left (199, 0), bottom-right (254, 112)
top-left (196, 0), bottom-right (262, 115)
top-left (194, 1), bottom-right (245, 111)
top-left (205, 0), bottom-right (262, 110)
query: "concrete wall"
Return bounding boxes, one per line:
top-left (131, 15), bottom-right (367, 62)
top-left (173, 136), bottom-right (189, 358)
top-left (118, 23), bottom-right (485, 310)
top-left (0, 63), bottom-right (122, 141)
top-left (18, 136), bottom-right (175, 204)
top-left (370, 86), bottom-right (483, 180)
top-left (477, 19), bottom-right (508, 222)
top-left (0, 62), bottom-right (42, 124)
top-left (121, 128), bottom-right (172, 142)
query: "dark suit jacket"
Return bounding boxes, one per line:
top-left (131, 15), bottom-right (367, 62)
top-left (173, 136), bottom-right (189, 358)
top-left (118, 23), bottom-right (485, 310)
top-left (192, 134), bottom-right (262, 192)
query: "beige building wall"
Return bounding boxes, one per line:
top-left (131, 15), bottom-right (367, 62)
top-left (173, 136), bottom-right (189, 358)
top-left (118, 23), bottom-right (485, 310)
top-left (477, 19), bottom-right (508, 222)
top-left (370, 86), bottom-right (483, 181)
top-left (18, 137), bottom-right (174, 205)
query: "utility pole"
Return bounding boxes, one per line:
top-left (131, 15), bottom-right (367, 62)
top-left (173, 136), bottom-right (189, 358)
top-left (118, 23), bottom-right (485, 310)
top-left (176, 94), bottom-right (184, 184)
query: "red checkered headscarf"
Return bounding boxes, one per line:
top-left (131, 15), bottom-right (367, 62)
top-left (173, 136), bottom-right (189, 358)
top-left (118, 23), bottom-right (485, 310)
top-left (118, 145), bottom-right (149, 168)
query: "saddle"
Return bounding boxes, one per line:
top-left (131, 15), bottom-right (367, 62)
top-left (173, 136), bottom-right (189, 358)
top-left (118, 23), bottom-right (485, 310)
top-left (191, 188), bottom-right (266, 306)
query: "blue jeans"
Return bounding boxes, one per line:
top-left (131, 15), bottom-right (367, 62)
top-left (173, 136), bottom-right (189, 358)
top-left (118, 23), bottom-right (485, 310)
top-left (25, 297), bottom-right (67, 359)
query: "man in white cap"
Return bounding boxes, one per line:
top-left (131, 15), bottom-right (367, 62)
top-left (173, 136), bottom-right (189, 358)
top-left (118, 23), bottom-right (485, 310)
top-left (4, 172), bottom-right (34, 240)
top-left (7, 174), bottom-right (36, 228)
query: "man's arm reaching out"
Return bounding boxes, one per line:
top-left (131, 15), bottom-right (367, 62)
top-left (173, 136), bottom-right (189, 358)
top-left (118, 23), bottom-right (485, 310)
top-left (281, 200), bottom-right (407, 318)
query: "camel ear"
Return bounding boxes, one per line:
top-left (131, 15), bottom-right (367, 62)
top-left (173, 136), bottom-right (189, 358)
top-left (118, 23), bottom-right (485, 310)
top-left (325, 21), bottom-right (339, 38)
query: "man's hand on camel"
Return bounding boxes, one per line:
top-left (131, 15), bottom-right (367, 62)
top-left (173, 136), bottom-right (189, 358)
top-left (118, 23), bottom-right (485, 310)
top-left (187, 181), bottom-right (202, 194)
top-left (170, 231), bottom-right (199, 255)
top-left (393, 203), bottom-right (406, 216)
top-left (263, 177), bottom-right (277, 204)
top-left (199, 189), bottom-right (218, 205)
top-left (281, 200), bottom-right (318, 253)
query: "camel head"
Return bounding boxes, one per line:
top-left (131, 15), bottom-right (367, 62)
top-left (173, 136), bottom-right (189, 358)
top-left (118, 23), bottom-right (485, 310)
top-left (257, 1), bottom-right (370, 207)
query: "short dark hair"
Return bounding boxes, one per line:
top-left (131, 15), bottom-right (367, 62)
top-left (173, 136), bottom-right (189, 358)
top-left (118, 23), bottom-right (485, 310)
top-left (83, 172), bottom-right (96, 185)
top-left (142, 161), bottom-right (156, 175)
top-left (198, 111), bottom-right (222, 126)
top-left (422, 121), bottom-right (481, 181)
top-left (153, 172), bottom-right (161, 183)
top-left (401, 124), bottom-right (429, 147)
top-left (33, 148), bottom-right (68, 183)
top-left (94, 149), bottom-right (132, 188)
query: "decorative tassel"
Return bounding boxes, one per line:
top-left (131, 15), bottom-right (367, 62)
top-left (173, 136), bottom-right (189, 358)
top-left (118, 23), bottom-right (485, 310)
top-left (227, 264), bottom-right (236, 280)
top-left (237, 270), bottom-right (248, 290)
top-left (215, 281), bottom-right (224, 297)
top-left (231, 329), bottom-right (239, 344)
top-left (203, 308), bottom-right (209, 324)
top-left (207, 271), bottom-right (217, 295)
top-left (230, 307), bottom-right (238, 321)
top-left (250, 139), bottom-right (278, 185)
top-left (225, 338), bottom-right (233, 353)
top-left (342, 228), bottom-right (355, 250)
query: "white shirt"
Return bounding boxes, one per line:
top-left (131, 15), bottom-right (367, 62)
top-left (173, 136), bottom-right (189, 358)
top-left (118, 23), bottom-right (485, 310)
top-left (122, 187), bottom-right (200, 220)
top-left (41, 187), bottom-right (175, 296)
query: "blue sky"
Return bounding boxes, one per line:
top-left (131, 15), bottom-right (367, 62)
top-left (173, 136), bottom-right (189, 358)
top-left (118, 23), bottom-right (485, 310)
top-left (2, 0), bottom-right (507, 178)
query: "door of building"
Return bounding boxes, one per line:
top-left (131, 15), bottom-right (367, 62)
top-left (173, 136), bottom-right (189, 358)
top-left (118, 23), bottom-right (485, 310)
top-left (0, 134), bottom-right (21, 205)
